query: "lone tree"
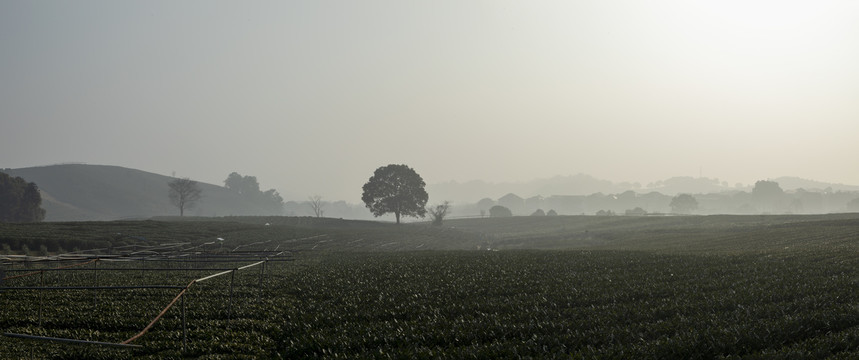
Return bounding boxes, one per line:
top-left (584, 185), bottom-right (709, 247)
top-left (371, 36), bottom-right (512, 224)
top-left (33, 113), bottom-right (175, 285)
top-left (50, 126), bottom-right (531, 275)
top-left (308, 195), bottom-right (325, 218)
top-left (670, 194), bottom-right (698, 214)
top-left (361, 164), bottom-right (428, 224)
top-left (168, 177), bottom-right (202, 216)
top-left (427, 201), bottom-right (451, 226)
top-left (0, 172), bottom-right (46, 222)
top-left (752, 180), bottom-right (784, 213)
top-left (489, 205), bottom-right (512, 217)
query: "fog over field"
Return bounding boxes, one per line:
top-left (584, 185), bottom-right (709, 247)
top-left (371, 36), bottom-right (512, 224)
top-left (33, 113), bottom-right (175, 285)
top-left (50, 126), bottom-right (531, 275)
top-left (2, 1), bottom-right (859, 203)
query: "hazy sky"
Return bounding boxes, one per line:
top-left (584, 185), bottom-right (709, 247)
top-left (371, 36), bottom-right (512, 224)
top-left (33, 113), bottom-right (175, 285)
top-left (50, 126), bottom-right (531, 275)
top-left (2, 1), bottom-right (859, 202)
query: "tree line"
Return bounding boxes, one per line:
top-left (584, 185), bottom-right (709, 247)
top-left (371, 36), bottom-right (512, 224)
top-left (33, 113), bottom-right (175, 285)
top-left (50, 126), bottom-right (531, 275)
top-left (167, 172), bottom-right (284, 216)
top-left (0, 172), bottom-right (45, 222)
top-left (469, 180), bottom-right (859, 216)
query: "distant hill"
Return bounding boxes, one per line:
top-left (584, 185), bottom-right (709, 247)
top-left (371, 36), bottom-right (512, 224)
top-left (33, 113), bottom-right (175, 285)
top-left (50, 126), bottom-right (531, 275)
top-left (428, 174), bottom-right (859, 203)
top-left (771, 176), bottom-right (859, 193)
top-left (1, 164), bottom-right (281, 221)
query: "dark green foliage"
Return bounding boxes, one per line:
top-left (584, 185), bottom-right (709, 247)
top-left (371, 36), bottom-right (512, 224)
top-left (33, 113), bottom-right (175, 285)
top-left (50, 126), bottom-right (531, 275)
top-left (224, 172), bottom-right (283, 214)
top-left (2, 216), bottom-right (859, 358)
top-left (0, 172), bottom-right (45, 222)
top-left (0, 219), bottom-right (318, 254)
top-left (489, 205), bottom-right (512, 217)
top-left (361, 164), bottom-right (428, 224)
top-left (6, 249), bottom-right (857, 358)
top-left (625, 207), bottom-right (647, 216)
top-left (670, 194), bottom-right (698, 214)
top-left (753, 180), bottom-right (786, 213)
top-left (271, 251), bottom-right (859, 358)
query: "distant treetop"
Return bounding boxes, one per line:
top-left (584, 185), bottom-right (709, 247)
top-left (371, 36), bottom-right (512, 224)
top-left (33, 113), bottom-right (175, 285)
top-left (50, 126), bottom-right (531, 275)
top-left (0, 172), bottom-right (46, 222)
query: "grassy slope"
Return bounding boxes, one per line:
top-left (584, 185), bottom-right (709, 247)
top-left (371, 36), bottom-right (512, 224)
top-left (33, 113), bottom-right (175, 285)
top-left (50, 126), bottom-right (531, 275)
top-left (2, 164), bottom-right (284, 221)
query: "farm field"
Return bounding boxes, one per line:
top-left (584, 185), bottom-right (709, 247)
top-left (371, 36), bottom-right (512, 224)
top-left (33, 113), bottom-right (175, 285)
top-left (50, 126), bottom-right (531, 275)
top-left (1, 214), bottom-right (859, 358)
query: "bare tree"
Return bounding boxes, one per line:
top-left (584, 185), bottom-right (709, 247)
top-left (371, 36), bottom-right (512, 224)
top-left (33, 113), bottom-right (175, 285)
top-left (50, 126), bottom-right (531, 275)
top-left (309, 195), bottom-right (324, 218)
top-left (427, 201), bottom-right (451, 226)
top-left (168, 177), bottom-right (202, 216)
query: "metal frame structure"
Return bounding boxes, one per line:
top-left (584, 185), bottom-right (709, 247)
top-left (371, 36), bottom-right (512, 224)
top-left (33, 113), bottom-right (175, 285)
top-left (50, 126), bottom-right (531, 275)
top-left (0, 236), bottom-right (312, 352)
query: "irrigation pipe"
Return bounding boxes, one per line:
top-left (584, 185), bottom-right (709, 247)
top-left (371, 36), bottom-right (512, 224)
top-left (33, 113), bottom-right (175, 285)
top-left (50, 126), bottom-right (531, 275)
top-left (1, 285), bottom-right (186, 291)
top-left (121, 279), bottom-right (195, 345)
top-left (122, 259), bottom-right (268, 345)
top-left (6, 267), bottom-right (261, 272)
top-left (195, 269), bottom-right (234, 283)
top-left (231, 240), bottom-right (273, 252)
top-left (2, 258), bottom-right (99, 281)
top-left (3, 333), bottom-right (143, 348)
top-left (5, 238), bottom-right (293, 348)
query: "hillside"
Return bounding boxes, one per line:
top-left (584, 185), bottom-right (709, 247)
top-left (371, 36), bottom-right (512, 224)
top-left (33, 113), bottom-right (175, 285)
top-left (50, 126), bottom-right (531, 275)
top-left (1, 164), bottom-right (281, 221)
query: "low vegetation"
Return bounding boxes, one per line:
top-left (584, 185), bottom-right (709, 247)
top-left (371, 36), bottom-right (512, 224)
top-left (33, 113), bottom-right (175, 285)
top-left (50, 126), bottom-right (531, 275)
top-left (1, 215), bottom-right (858, 358)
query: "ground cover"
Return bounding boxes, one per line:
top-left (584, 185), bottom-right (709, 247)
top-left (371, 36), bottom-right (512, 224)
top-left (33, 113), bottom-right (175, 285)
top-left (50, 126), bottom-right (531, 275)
top-left (1, 215), bottom-right (858, 358)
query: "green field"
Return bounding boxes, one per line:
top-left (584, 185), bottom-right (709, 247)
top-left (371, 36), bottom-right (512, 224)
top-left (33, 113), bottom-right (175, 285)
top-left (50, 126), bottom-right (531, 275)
top-left (2, 215), bottom-right (859, 358)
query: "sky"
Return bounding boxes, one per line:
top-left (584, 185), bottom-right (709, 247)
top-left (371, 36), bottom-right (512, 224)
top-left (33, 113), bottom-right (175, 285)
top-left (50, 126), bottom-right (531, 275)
top-left (2, 1), bottom-right (859, 203)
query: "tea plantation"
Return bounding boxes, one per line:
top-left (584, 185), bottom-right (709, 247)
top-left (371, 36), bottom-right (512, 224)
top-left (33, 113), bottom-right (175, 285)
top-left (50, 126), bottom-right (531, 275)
top-left (1, 215), bottom-right (858, 358)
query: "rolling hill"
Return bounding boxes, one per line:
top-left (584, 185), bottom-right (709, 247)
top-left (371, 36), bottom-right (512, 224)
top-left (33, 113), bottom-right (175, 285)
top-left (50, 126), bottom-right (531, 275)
top-left (1, 164), bottom-right (279, 221)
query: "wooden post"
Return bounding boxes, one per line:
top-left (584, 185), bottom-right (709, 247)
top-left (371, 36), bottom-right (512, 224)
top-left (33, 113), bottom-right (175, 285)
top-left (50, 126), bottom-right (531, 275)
top-left (182, 293), bottom-right (187, 352)
top-left (92, 258), bottom-right (99, 308)
top-left (257, 260), bottom-right (266, 303)
top-left (227, 269), bottom-right (236, 323)
top-left (38, 270), bottom-right (44, 326)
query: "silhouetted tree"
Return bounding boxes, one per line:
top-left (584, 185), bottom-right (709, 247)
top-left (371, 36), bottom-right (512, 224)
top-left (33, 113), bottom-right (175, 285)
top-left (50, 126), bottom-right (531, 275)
top-left (361, 164), bottom-right (428, 224)
top-left (168, 177), bottom-right (202, 216)
top-left (0, 172), bottom-right (46, 222)
top-left (261, 189), bottom-right (284, 214)
top-left (670, 194), bottom-right (698, 214)
top-left (489, 205), bottom-right (512, 217)
top-left (428, 201), bottom-right (451, 226)
top-left (224, 172), bottom-right (259, 195)
top-left (224, 172), bottom-right (283, 214)
top-left (752, 180), bottom-right (784, 199)
top-left (531, 209), bottom-right (546, 216)
top-left (477, 198), bottom-right (495, 217)
top-left (625, 207), bottom-right (647, 216)
top-left (309, 195), bottom-right (325, 218)
top-left (546, 209), bottom-right (558, 216)
top-left (752, 180), bottom-right (784, 213)
top-left (224, 172), bottom-right (244, 193)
